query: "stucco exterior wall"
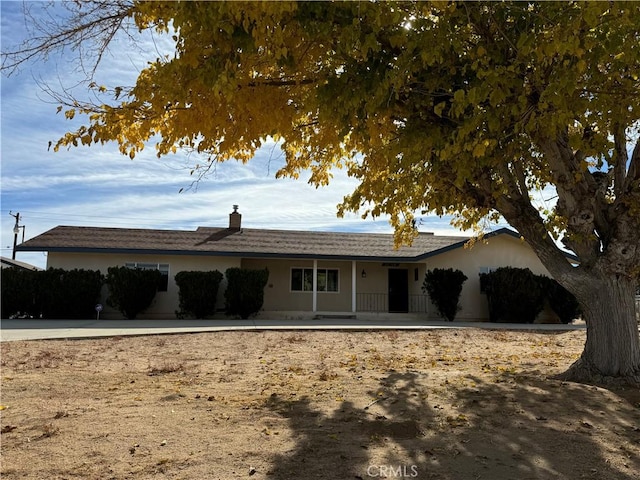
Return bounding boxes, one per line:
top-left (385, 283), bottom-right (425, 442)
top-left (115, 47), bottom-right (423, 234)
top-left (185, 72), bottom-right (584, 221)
top-left (241, 258), bottom-right (356, 312)
top-left (422, 235), bottom-right (556, 322)
top-left (355, 262), bottom-right (428, 313)
top-left (47, 252), bottom-right (241, 319)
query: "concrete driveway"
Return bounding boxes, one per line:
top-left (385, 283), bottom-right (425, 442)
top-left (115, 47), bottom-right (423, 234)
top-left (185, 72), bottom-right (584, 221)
top-left (0, 318), bottom-right (585, 342)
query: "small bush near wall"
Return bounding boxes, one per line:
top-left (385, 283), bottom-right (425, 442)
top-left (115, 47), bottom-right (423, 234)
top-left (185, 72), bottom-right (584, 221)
top-left (1, 267), bottom-right (39, 318)
top-left (480, 267), bottom-right (545, 323)
top-left (174, 270), bottom-right (224, 319)
top-left (106, 266), bottom-right (162, 320)
top-left (422, 268), bottom-right (468, 321)
top-left (224, 268), bottom-right (269, 319)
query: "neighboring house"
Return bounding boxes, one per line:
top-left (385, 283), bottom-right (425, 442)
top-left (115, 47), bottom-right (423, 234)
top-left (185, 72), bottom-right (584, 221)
top-left (16, 208), bottom-right (571, 322)
top-left (1, 256), bottom-right (42, 271)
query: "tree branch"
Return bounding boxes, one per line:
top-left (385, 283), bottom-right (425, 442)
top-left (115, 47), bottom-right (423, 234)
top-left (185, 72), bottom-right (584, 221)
top-left (512, 160), bottom-right (532, 206)
top-left (612, 123), bottom-right (628, 199)
top-left (245, 77), bottom-right (316, 88)
top-left (494, 194), bottom-right (576, 281)
top-left (536, 133), bottom-right (603, 263)
top-left (495, 162), bottom-right (524, 203)
top-left (1, 0), bottom-right (135, 78)
top-left (624, 136), bottom-right (640, 192)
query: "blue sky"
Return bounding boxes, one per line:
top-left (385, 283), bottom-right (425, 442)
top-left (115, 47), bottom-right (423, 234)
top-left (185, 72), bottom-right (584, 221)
top-left (1, 2), bottom-right (498, 269)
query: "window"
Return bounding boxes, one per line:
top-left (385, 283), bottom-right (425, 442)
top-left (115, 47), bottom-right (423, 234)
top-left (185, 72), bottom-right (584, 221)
top-left (291, 268), bottom-right (313, 292)
top-left (291, 268), bottom-right (339, 292)
top-left (479, 266), bottom-right (498, 274)
top-left (125, 262), bottom-right (169, 292)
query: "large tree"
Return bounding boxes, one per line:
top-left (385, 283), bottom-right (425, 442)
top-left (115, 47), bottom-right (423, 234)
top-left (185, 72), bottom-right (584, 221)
top-left (3, 1), bottom-right (640, 384)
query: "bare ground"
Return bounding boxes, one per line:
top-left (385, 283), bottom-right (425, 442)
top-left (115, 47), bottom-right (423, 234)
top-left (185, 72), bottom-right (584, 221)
top-left (1, 329), bottom-right (639, 480)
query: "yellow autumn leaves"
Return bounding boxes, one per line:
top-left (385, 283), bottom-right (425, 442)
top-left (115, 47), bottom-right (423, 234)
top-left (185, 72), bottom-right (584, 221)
top-left (47, 1), bottom-right (640, 248)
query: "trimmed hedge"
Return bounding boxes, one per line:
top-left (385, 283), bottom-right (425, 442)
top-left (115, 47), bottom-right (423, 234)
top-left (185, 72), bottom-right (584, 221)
top-left (106, 266), bottom-right (162, 320)
top-left (1, 267), bottom-right (103, 319)
top-left (480, 267), bottom-right (544, 323)
top-left (224, 268), bottom-right (269, 319)
top-left (39, 268), bottom-right (104, 319)
top-left (539, 276), bottom-right (582, 324)
top-left (1, 267), bottom-right (40, 318)
top-left (422, 268), bottom-right (468, 321)
top-left (175, 270), bottom-right (224, 319)
top-left (480, 267), bottom-right (582, 323)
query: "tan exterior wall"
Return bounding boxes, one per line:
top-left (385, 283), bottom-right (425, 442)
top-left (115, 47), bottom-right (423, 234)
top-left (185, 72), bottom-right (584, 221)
top-left (356, 262), bottom-right (427, 313)
top-left (47, 252), bottom-right (241, 319)
top-left (241, 258), bottom-right (356, 312)
top-left (421, 235), bottom-right (556, 322)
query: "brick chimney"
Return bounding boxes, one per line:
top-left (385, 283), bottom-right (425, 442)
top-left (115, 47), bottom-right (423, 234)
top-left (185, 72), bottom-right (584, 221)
top-left (229, 205), bottom-right (242, 230)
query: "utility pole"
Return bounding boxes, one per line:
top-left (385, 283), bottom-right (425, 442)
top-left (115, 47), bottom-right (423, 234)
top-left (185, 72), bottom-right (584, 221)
top-left (10, 211), bottom-right (24, 260)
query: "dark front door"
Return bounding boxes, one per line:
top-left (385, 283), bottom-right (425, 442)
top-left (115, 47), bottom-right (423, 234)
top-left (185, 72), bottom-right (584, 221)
top-left (388, 269), bottom-right (409, 313)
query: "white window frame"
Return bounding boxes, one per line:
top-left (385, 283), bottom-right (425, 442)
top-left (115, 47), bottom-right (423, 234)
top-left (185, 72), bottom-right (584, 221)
top-left (290, 267), bottom-right (339, 293)
top-left (479, 266), bottom-right (498, 274)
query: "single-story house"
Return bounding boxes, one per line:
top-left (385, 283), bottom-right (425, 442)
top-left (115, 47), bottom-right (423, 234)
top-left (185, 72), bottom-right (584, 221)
top-left (16, 207), bottom-right (572, 322)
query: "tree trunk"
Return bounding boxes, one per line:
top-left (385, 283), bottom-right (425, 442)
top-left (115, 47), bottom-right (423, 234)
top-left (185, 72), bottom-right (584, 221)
top-left (557, 271), bottom-right (640, 385)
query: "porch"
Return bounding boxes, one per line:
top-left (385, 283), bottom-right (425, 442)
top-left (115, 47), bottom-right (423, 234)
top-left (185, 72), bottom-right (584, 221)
top-left (356, 293), bottom-right (432, 314)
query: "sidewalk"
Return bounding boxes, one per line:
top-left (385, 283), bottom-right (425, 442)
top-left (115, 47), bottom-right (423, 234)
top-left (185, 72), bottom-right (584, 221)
top-left (0, 318), bottom-right (585, 342)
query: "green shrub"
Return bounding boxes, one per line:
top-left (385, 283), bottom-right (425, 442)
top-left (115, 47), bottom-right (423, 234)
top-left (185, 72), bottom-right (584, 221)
top-left (480, 267), bottom-right (544, 323)
top-left (174, 270), bottom-right (224, 318)
top-left (39, 268), bottom-right (104, 319)
top-left (1, 267), bottom-right (103, 319)
top-left (106, 266), bottom-right (162, 319)
top-left (1, 267), bottom-right (39, 318)
top-left (422, 268), bottom-right (468, 321)
top-left (539, 276), bottom-right (582, 324)
top-left (224, 268), bottom-right (269, 319)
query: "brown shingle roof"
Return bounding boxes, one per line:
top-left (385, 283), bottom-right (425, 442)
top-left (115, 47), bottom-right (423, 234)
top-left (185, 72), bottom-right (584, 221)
top-left (17, 225), bottom-right (507, 261)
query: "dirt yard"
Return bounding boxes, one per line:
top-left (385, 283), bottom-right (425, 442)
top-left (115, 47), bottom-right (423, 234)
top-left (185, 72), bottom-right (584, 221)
top-left (1, 329), bottom-right (639, 480)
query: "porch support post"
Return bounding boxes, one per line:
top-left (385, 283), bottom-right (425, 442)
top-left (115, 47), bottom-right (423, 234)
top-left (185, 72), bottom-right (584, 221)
top-left (424, 262), bottom-right (429, 316)
top-left (312, 259), bottom-right (318, 313)
top-left (351, 261), bottom-right (357, 313)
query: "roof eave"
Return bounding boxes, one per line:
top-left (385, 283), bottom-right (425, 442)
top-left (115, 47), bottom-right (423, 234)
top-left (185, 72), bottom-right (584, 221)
top-left (16, 245), bottom-right (428, 263)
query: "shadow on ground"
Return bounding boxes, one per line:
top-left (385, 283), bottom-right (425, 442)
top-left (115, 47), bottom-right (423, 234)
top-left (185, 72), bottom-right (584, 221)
top-left (264, 370), bottom-right (640, 480)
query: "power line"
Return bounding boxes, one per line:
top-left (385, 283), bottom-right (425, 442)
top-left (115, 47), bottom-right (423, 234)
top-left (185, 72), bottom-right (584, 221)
top-left (4, 209), bottom-right (206, 229)
top-left (10, 210), bottom-right (173, 222)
